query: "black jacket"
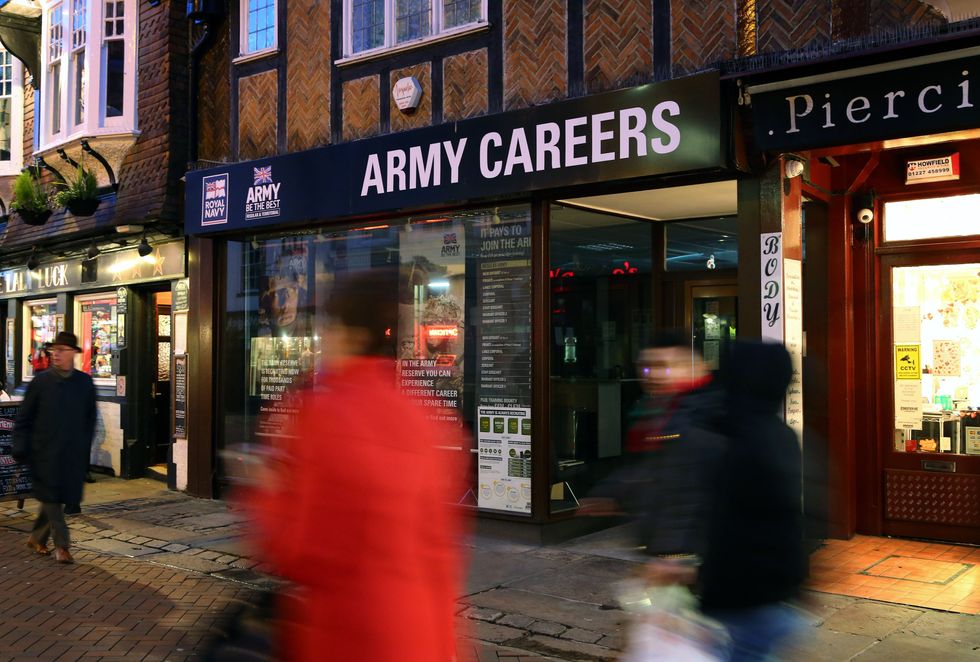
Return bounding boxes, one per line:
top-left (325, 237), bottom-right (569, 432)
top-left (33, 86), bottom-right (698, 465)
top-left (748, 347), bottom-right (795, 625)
top-left (698, 342), bottom-right (807, 611)
top-left (12, 369), bottom-right (97, 505)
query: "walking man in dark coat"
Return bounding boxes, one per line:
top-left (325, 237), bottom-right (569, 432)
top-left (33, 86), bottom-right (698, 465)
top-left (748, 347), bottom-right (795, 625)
top-left (12, 331), bottom-right (97, 563)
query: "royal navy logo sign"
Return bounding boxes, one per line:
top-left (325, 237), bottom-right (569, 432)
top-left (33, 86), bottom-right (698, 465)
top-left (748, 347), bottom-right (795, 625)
top-left (201, 174), bottom-right (229, 226)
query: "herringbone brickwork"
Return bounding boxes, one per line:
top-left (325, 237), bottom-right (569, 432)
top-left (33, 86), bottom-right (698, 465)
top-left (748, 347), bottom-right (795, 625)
top-left (584, 0), bottom-right (653, 94)
top-left (870, 0), bottom-right (947, 31)
top-left (114, 0), bottom-right (188, 226)
top-left (503, 0), bottom-right (566, 110)
top-left (198, 18), bottom-right (231, 162)
top-left (238, 70), bottom-right (279, 160)
top-left (343, 76), bottom-right (381, 141)
top-left (22, 79), bottom-right (34, 162)
top-left (672, 0), bottom-right (737, 76)
top-left (444, 49), bottom-right (489, 122)
top-left (390, 63), bottom-right (432, 132)
top-left (287, 0), bottom-right (331, 151)
top-left (758, 0), bottom-right (831, 53)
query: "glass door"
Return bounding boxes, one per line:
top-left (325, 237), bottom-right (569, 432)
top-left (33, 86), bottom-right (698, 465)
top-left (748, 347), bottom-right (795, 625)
top-left (685, 283), bottom-right (737, 370)
top-left (881, 256), bottom-right (980, 544)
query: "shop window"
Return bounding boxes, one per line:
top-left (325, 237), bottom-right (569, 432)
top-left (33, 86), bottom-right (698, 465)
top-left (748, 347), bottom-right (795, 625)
top-left (549, 204), bottom-right (653, 513)
top-left (220, 206), bottom-right (532, 514)
top-left (0, 47), bottom-right (24, 175)
top-left (343, 0), bottom-right (485, 59)
top-left (239, 0), bottom-right (277, 58)
top-left (23, 300), bottom-right (59, 381)
top-left (665, 216), bottom-right (739, 271)
top-left (893, 263), bottom-right (980, 455)
top-left (39, 0), bottom-right (137, 150)
top-left (74, 292), bottom-right (118, 383)
top-left (884, 194), bottom-right (980, 242)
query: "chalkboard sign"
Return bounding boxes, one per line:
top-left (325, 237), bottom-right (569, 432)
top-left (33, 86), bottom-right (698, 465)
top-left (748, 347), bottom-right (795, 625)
top-left (0, 404), bottom-right (31, 501)
top-left (174, 354), bottom-right (187, 439)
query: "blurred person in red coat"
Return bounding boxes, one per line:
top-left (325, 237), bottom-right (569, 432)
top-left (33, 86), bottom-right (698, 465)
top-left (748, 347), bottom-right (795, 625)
top-left (239, 269), bottom-right (467, 662)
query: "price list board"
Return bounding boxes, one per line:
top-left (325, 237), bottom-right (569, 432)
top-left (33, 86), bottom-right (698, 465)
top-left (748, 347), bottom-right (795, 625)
top-left (0, 404), bottom-right (30, 501)
top-left (475, 217), bottom-right (533, 514)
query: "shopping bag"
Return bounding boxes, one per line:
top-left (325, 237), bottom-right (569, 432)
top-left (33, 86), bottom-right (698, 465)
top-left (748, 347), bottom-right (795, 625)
top-left (618, 581), bottom-right (729, 662)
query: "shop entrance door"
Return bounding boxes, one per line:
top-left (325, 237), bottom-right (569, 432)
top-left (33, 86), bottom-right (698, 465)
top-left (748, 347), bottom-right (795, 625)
top-left (147, 290), bottom-right (173, 478)
top-left (685, 282), bottom-right (737, 369)
top-left (879, 252), bottom-right (980, 544)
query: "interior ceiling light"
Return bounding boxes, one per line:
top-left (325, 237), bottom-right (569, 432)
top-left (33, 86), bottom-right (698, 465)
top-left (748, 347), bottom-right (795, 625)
top-left (579, 242), bottom-right (634, 252)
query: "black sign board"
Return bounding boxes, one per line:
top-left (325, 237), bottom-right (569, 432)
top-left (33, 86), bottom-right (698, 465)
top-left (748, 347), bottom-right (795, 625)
top-left (174, 354), bottom-right (187, 439)
top-left (0, 404), bottom-right (31, 501)
top-left (752, 53), bottom-right (980, 152)
top-left (185, 72), bottom-right (723, 234)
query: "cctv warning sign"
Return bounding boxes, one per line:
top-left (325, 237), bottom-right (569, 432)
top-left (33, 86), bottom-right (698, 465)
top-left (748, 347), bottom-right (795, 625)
top-left (895, 344), bottom-right (921, 380)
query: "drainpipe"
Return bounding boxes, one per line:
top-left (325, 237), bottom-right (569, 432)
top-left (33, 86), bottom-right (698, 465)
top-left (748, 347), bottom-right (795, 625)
top-left (186, 1), bottom-right (224, 164)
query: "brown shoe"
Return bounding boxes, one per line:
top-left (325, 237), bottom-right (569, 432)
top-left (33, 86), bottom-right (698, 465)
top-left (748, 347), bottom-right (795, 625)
top-left (54, 547), bottom-right (73, 564)
top-left (26, 539), bottom-right (50, 556)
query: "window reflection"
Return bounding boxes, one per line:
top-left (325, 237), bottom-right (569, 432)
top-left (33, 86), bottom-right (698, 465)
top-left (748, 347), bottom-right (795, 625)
top-left (666, 216), bottom-right (738, 271)
top-left (549, 205), bottom-right (652, 513)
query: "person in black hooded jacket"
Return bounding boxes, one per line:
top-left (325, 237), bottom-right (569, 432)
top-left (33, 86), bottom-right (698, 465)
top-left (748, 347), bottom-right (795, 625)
top-left (697, 340), bottom-right (808, 660)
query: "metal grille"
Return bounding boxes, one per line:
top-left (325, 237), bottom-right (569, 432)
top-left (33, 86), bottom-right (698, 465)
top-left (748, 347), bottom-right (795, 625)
top-left (247, 0), bottom-right (276, 53)
top-left (885, 469), bottom-right (980, 528)
top-left (443, 0), bottom-right (480, 29)
top-left (352, 0), bottom-right (385, 53)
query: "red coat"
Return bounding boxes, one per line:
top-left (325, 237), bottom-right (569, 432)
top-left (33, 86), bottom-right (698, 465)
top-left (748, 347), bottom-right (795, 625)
top-left (242, 357), bottom-right (466, 661)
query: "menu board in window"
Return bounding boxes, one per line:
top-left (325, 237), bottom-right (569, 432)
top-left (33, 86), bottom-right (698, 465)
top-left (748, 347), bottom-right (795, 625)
top-left (25, 301), bottom-right (57, 378)
top-left (79, 297), bottom-right (118, 379)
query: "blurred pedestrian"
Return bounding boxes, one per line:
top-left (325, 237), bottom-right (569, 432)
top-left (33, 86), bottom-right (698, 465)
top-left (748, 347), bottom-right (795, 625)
top-left (697, 341), bottom-right (807, 660)
top-left (582, 331), bottom-right (725, 582)
top-left (12, 331), bottom-right (97, 564)
top-left (240, 270), bottom-right (466, 662)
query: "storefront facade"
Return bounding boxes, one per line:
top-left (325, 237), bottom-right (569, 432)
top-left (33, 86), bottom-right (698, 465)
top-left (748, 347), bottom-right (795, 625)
top-left (0, 239), bottom-right (188, 483)
top-left (742, 41), bottom-right (980, 544)
top-left (185, 72), bottom-right (741, 533)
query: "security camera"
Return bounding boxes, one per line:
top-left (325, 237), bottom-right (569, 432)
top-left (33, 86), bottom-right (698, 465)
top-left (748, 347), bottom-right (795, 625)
top-left (857, 208), bottom-right (874, 224)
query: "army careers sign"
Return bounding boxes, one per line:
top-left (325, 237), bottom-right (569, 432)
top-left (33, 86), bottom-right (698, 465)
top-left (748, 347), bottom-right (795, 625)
top-left (186, 72), bottom-right (723, 234)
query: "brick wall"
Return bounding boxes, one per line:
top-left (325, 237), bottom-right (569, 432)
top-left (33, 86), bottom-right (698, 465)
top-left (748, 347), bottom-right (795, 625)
top-left (672, 0), bottom-right (737, 76)
top-left (390, 63), bottom-right (432, 132)
top-left (286, 0), bottom-right (331, 152)
top-left (757, 0), bottom-right (832, 53)
top-left (443, 49), bottom-right (489, 122)
top-left (584, 0), bottom-right (653, 94)
top-left (198, 17), bottom-right (232, 162)
top-left (114, 0), bottom-right (187, 225)
top-left (238, 70), bottom-right (279, 160)
top-left (870, 0), bottom-right (947, 32)
top-left (503, 1), bottom-right (567, 110)
top-left (343, 76), bottom-right (381, 142)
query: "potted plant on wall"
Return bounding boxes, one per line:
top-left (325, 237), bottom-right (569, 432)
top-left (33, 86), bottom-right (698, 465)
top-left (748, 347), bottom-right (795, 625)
top-left (10, 169), bottom-right (53, 226)
top-left (54, 165), bottom-right (100, 216)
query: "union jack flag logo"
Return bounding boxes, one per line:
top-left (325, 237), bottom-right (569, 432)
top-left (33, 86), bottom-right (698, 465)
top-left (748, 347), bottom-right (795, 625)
top-left (205, 179), bottom-right (226, 199)
top-left (253, 166), bottom-right (273, 185)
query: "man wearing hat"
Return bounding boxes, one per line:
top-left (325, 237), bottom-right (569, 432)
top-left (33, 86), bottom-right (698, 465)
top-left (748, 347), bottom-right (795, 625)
top-left (13, 331), bottom-right (97, 563)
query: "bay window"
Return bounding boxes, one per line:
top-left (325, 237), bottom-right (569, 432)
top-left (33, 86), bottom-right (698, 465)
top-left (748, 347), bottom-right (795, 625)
top-left (0, 47), bottom-right (24, 175)
top-left (343, 0), bottom-right (485, 58)
top-left (40, 0), bottom-right (136, 150)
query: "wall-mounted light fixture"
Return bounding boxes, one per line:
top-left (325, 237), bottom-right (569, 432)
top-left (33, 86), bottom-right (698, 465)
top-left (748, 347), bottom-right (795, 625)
top-left (26, 249), bottom-right (40, 271)
top-left (86, 240), bottom-right (101, 260)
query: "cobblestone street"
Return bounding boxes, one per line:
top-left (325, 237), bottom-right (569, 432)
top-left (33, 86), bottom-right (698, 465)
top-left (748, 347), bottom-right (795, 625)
top-left (1, 477), bottom-right (978, 661)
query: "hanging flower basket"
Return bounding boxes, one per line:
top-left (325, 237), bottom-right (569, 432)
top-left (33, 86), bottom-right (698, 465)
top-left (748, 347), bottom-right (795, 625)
top-left (15, 208), bottom-right (53, 226)
top-left (66, 198), bottom-right (101, 217)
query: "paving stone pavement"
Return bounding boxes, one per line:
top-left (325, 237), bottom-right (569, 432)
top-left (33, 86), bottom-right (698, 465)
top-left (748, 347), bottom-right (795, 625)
top-left (1, 477), bottom-right (977, 660)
